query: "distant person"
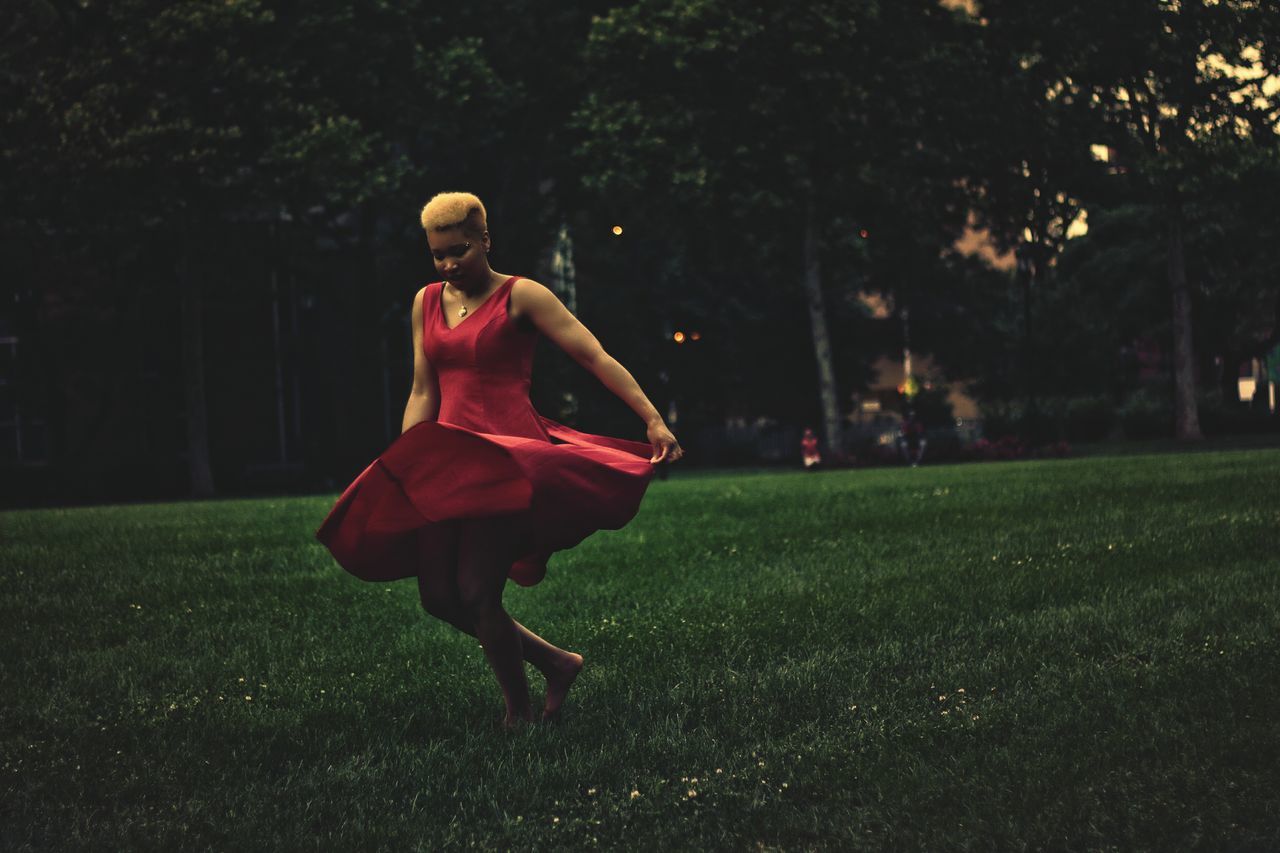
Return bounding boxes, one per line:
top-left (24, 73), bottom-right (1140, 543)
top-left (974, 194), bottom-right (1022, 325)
top-left (316, 192), bottom-right (682, 730)
top-left (898, 408), bottom-right (927, 467)
top-left (801, 427), bottom-right (822, 469)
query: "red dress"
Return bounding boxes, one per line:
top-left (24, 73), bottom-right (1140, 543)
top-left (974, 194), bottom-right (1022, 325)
top-left (315, 276), bottom-right (655, 587)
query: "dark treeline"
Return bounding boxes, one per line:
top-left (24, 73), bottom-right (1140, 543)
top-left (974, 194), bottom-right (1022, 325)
top-left (2, 0), bottom-right (1278, 505)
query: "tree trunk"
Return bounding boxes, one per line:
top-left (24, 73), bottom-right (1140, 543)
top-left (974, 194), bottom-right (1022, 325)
top-left (1017, 241), bottom-right (1042, 444)
top-left (270, 226), bottom-right (289, 465)
top-left (1167, 199), bottom-right (1202, 440)
top-left (289, 268), bottom-right (303, 446)
top-left (179, 231), bottom-right (216, 496)
top-left (803, 195), bottom-right (842, 455)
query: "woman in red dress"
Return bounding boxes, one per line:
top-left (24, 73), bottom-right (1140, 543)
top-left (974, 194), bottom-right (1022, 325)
top-left (316, 192), bottom-right (681, 729)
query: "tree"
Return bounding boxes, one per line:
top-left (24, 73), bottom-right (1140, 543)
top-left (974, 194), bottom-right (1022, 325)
top-left (1190, 140), bottom-right (1280, 399)
top-left (573, 0), bottom-right (977, 454)
top-left (980, 0), bottom-right (1280, 439)
top-left (1, 0), bottom-right (496, 495)
top-left (956, 5), bottom-right (1110, 440)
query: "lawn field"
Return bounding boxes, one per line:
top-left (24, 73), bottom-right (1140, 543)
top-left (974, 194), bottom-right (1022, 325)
top-left (2, 450), bottom-right (1278, 850)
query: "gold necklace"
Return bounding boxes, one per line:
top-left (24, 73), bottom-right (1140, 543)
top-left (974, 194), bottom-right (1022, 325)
top-left (451, 278), bottom-right (498, 317)
top-left (449, 283), bottom-right (470, 317)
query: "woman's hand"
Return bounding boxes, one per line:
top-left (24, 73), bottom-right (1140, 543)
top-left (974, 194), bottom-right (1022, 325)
top-left (648, 421), bottom-right (683, 464)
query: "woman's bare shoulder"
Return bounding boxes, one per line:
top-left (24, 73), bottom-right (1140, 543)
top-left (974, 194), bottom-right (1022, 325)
top-left (509, 277), bottom-right (553, 316)
top-left (510, 277), bottom-right (558, 304)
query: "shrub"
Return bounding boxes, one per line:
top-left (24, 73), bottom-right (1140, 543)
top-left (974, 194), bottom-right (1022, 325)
top-left (1065, 396), bottom-right (1116, 442)
top-left (1120, 387), bottom-right (1173, 439)
top-left (1044, 439), bottom-right (1073, 458)
top-left (1025, 397), bottom-right (1065, 444)
top-left (1198, 388), bottom-right (1278, 436)
top-left (968, 435), bottom-right (1027, 461)
top-left (978, 399), bottom-right (1067, 443)
top-left (979, 400), bottom-right (1022, 440)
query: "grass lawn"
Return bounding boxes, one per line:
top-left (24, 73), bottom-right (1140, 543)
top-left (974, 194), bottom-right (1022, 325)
top-left (2, 449), bottom-right (1278, 850)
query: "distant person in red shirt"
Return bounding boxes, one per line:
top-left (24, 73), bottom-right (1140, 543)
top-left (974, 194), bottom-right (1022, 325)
top-left (801, 427), bottom-right (821, 469)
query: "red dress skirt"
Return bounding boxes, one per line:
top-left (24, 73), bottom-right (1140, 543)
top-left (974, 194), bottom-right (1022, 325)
top-left (315, 276), bottom-right (655, 587)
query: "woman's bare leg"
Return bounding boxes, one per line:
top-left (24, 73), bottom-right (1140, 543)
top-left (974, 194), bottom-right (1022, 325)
top-left (511, 618), bottom-right (583, 721)
top-left (456, 517), bottom-right (533, 727)
top-left (418, 524), bottom-right (584, 722)
top-left (419, 606), bottom-right (583, 720)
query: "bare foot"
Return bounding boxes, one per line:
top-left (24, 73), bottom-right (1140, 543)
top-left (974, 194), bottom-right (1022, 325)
top-left (541, 652), bottom-right (584, 721)
top-left (501, 709), bottom-right (535, 731)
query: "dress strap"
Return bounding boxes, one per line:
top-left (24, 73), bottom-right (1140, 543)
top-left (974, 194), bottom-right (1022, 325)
top-left (423, 281), bottom-right (444, 342)
top-left (497, 275), bottom-right (521, 318)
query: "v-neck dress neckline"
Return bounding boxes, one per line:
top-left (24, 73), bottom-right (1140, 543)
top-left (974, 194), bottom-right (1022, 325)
top-left (439, 276), bottom-right (518, 332)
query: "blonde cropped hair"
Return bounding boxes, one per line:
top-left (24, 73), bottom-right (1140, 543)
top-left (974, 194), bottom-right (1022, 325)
top-left (420, 191), bottom-right (487, 236)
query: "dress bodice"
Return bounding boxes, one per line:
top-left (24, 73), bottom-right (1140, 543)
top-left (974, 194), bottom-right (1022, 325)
top-left (423, 277), bottom-right (550, 441)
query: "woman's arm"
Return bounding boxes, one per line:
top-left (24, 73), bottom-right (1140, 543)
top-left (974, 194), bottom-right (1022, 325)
top-left (403, 287), bottom-right (440, 433)
top-left (511, 278), bottom-right (682, 463)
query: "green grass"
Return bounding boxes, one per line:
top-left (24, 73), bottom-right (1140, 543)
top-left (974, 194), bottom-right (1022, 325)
top-left (2, 450), bottom-right (1278, 850)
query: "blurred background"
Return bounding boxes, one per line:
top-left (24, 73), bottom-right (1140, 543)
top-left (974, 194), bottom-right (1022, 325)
top-left (1, 0), bottom-right (1277, 506)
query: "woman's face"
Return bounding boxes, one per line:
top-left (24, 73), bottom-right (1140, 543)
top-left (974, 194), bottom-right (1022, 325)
top-left (428, 226), bottom-right (489, 283)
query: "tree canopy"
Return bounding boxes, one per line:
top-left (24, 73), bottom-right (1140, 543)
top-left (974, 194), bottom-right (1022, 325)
top-left (1, 0), bottom-right (1277, 501)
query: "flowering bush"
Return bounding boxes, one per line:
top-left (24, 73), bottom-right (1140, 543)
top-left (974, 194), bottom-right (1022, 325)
top-left (965, 436), bottom-right (1071, 462)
